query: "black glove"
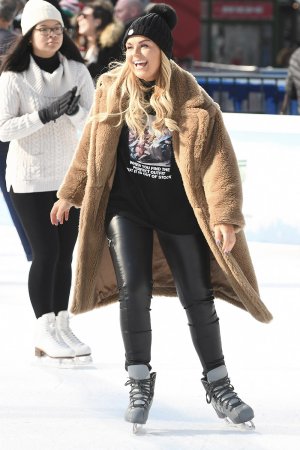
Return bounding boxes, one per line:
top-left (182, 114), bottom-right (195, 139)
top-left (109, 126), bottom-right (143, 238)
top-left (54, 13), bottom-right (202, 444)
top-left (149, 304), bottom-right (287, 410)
top-left (66, 94), bottom-right (80, 116)
top-left (38, 87), bottom-right (77, 124)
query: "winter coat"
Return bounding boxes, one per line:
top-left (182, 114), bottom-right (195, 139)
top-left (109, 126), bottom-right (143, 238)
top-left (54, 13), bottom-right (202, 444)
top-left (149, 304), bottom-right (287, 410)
top-left (58, 60), bottom-right (273, 324)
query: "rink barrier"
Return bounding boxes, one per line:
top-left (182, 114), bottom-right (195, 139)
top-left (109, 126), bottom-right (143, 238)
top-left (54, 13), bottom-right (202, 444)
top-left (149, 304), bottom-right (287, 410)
top-left (193, 70), bottom-right (298, 115)
top-left (224, 113), bottom-right (300, 244)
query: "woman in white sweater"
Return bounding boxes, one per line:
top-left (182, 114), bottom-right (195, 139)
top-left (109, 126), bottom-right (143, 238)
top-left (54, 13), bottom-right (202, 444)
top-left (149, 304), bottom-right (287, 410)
top-left (0, 0), bottom-right (95, 364)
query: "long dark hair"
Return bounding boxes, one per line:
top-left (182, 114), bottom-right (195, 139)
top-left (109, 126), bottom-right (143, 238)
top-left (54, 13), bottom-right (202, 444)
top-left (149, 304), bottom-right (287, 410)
top-left (1, 29), bottom-right (85, 73)
top-left (88, 1), bottom-right (114, 31)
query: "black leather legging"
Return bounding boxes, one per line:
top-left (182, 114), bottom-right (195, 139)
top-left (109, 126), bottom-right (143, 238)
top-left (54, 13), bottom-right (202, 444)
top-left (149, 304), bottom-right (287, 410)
top-left (106, 215), bottom-right (225, 375)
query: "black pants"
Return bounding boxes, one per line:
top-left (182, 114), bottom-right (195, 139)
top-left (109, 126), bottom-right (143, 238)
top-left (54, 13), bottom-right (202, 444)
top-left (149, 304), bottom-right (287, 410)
top-left (106, 215), bottom-right (225, 375)
top-left (10, 190), bottom-right (79, 318)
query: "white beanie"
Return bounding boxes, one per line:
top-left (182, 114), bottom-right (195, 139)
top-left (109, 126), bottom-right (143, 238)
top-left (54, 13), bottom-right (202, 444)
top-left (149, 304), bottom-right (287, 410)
top-left (21, 0), bottom-right (64, 35)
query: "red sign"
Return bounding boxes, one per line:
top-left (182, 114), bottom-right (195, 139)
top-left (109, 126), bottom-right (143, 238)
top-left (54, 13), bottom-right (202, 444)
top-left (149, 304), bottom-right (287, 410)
top-left (152, 0), bottom-right (201, 60)
top-left (213, 1), bottom-right (273, 20)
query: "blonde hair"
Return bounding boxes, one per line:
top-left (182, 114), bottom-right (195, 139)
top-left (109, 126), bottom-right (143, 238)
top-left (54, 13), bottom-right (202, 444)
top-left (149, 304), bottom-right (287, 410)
top-left (95, 51), bottom-right (179, 139)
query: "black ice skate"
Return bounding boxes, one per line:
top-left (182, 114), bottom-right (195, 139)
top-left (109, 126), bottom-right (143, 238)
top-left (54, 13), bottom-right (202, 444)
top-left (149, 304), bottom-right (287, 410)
top-left (124, 365), bottom-right (156, 433)
top-left (202, 376), bottom-right (255, 430)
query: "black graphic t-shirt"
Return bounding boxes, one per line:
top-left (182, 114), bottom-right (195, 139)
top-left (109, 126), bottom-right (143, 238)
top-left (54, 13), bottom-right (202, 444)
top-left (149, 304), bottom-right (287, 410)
top-left (106, 116), bottom-right (199, 234)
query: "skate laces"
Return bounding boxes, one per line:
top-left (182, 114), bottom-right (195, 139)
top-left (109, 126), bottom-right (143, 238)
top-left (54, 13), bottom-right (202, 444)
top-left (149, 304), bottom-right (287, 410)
top-left (60, 322), bottom-right (83, 345)
top-left (65, 328), bottom-right (82, 344)
top-left (125, 375), bottom-right (154, 408)
top-left (206, 376), bottom-right (243, 411)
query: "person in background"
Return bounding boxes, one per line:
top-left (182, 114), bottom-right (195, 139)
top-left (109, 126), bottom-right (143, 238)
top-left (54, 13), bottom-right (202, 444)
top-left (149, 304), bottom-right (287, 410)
top-left (77, 0), bottom-right (123, 81)
top-left (0, 0), bottom-right (20, 54)
top-left (280, 46), bottom-right (300, 114)
top-left (0, 0), bottom-right (94, 364)
top-left (50, 3), bottom-right (272, 428)
top-left (0, 0), bottom-right (32, 261)
top-left (114, 0), bottom-right (146, 30)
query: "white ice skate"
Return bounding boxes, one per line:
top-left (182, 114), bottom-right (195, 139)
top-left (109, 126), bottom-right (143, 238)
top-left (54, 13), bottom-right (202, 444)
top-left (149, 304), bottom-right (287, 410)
top-left (56, 311), bottom-right (92, 365)
top-left (34, 312), bottom-right (75, 368)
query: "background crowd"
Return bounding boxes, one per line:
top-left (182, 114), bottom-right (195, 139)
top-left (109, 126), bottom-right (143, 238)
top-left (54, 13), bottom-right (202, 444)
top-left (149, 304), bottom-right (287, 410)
top-left (1, 1), bottom-right (153, 81)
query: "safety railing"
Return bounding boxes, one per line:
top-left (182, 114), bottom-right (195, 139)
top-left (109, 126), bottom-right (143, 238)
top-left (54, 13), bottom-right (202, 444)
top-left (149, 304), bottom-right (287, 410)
top-left (191, 64), bottom-right (297, 114)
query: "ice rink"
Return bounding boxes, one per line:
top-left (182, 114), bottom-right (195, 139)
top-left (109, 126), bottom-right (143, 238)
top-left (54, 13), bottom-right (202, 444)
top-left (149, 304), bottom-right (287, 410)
top-left (0, 194), bottom-right (300, 450)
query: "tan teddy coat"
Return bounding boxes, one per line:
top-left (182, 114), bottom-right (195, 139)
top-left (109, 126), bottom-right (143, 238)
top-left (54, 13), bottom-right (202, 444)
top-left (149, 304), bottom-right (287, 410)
top-left (58, 61), bottom-right (273, 323)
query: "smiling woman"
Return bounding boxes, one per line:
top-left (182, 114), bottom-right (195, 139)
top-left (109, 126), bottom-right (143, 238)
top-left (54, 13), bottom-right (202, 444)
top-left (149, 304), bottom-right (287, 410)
top-left (125, 37), bottom-right (161, 82)
top-left (51, 2), bottom-right (272, 431)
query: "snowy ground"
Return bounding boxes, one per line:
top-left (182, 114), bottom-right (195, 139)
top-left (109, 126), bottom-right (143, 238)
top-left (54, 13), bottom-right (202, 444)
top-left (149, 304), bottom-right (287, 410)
top-left (0, 196), bottom-right (300, 450)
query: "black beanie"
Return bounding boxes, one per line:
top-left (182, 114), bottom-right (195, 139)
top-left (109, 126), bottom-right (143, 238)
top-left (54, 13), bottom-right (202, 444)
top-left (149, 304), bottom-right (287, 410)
top-left (122, 4), bottom-right (177, 59)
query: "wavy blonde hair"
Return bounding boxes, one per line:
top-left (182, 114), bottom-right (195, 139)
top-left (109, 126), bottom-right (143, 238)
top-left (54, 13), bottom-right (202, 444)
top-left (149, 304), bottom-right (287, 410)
top-left (95, 51), bottom-right (179, 139)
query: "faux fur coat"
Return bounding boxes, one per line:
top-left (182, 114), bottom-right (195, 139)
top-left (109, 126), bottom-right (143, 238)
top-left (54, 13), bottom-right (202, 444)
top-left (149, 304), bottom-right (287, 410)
top-left (58, 61), bottom-right (273, 323)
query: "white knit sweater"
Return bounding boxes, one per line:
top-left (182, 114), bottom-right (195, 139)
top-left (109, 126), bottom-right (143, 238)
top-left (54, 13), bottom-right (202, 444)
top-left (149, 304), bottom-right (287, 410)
top-left (0, 54), bottom-right (94, 193)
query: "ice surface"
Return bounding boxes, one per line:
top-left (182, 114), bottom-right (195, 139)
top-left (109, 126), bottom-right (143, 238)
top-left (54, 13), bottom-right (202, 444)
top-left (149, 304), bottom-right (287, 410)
top-left (0, 196), bottom-right (300, 450)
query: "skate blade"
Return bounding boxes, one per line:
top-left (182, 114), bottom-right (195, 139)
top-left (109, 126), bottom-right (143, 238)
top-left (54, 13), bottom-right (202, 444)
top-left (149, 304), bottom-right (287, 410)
top-left (224, 417), bottom-right (255, 431)
top-left (74, 354), bottom-right (93, 366)
top-left (132, 423), bottom-right (146, 435)
top-left (34, 355), bottom-right (76, 369)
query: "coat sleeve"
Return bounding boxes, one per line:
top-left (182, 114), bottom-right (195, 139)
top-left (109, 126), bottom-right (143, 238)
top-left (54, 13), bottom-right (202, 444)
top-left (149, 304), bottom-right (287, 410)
top-left (57, 82), bottom-right (103, 207)
top-left (201, 105), bottom-right (245, 232)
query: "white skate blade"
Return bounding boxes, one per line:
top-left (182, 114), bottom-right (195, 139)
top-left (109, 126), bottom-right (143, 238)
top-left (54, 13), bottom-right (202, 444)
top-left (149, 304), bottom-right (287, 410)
top-left (132, 423), bottom-right (146, 434)
top-left (74, 355), bottom-right (93, 366)
top-left (224, 417), bottom-right (256, 431)
top-left (34, 355), bottom-right (75, 369)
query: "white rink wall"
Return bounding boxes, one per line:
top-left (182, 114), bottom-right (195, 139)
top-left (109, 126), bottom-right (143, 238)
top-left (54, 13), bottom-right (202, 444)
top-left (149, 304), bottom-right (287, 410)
top-left (224, 113), bottom-right (300, 245)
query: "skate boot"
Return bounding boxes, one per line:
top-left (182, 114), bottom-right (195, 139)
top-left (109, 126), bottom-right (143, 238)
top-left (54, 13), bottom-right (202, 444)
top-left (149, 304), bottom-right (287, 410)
top-left (56, 311), bottom-right (92, 365)
top-left (124, 364), bottom-right (156, 433)
top-left (35, 312), bottom-right (76, 366)
top-left (202, 365), bottom-right (255, 430)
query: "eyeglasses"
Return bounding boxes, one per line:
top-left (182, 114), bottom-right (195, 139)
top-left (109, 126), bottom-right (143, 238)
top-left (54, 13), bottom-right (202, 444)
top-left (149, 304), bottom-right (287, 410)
top-left (34, 26), bottom-right (64, 36)
top-left (78, 12), bottom-right (93, 19)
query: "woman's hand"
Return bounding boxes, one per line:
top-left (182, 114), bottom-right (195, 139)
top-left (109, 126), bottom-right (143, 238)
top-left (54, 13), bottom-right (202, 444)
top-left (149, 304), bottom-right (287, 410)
top-left (214, 224), bottom-right (236, 253)
top-left (50, 199), bottom-right (73, 225)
